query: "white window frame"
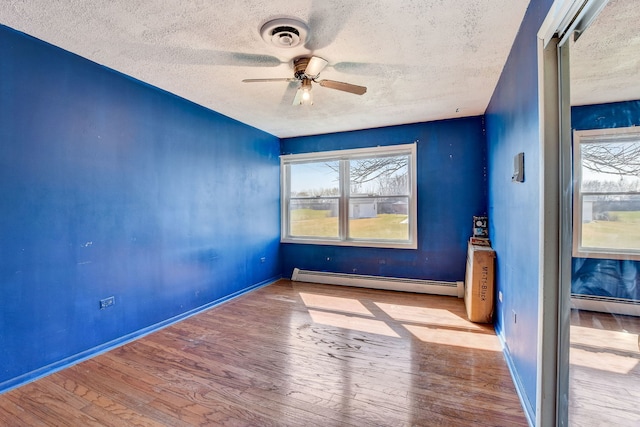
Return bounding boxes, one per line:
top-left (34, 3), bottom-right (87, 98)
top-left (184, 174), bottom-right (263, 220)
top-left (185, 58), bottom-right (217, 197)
top-left (573, 126), bottom-right (640, 261)
top-left (280, 143), bottom-right (417, 249)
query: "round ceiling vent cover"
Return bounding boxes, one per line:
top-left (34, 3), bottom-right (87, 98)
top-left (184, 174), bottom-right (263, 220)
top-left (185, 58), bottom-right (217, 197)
top-left (260, 18), bottom-right (309, 49)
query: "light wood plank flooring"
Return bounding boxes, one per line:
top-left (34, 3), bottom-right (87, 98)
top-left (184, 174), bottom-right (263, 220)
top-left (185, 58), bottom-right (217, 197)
top-left (570, 309), bottom-right (640, 426)
top-left (0, 280), bottom-right (527, 426)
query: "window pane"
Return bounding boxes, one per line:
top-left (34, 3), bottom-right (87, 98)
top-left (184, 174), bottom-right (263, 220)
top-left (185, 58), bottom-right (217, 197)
top-left (348, 197), bottom-right (409, 241)
top-left (579, 194), bottom-right (640, 251)
top-left (290, 161), bottom-right (339, 197)
top-left (289, 198), bottom-right (339, 238)
top-left (350, 155), bottom-right (408, 196)
top-left (281, 144), bottom-right (416, 248)
top-left (580, 140), bottom-right (640, 191)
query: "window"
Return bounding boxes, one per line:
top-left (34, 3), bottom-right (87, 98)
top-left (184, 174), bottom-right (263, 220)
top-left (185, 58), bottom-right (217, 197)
top-left (281, 143), bottom-right (417, 248)
top-left (573, 126), bottom-right (640, 260)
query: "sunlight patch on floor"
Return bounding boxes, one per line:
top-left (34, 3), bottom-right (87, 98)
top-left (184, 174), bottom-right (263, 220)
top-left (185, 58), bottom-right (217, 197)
top-left (300, 293), bottom-right (374, 317)
top-left (308, 309), bottom-right (400, 338)
top-left (570, 346), bottom-right (639, 374)
top-left (404, 324), bottom-right (501, 351)
top-left (374, 302), bottom-right (483, 330)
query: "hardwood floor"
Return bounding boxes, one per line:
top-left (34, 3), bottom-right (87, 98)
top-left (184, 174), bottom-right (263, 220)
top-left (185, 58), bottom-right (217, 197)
top-left (570, 309), bottom-right (640, 426)
top-left (0, 280), bottom-right (527, 426)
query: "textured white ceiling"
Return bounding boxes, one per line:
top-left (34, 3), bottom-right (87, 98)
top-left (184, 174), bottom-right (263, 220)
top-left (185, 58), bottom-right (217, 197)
top-left (0, 0), bottom-right (540, 137)
top-left (0, 1), bottom-right (567, 138)
top-left (570, 0), bottom-right (640, 107)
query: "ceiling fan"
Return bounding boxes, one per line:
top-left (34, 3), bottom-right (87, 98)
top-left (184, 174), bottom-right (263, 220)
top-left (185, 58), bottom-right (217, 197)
top-left (242, 56), bottom-right (367, 105)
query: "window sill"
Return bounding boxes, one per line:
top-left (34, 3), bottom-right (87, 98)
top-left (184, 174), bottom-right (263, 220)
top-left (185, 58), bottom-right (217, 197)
top-left (573, 247), bottom-right (640, 262)
top-left (281, 237), bottom-right (417, 250)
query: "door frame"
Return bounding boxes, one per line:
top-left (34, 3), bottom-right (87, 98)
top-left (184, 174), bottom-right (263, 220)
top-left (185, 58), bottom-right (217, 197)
top-left (537, 1), bottom-right (610, 425)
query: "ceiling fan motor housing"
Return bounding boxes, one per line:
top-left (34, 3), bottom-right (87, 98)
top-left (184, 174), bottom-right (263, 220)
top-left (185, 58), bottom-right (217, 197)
top-left (260, 18), bottom-right (309, 49)
top-left (293, 57), bottom-right (311, 79)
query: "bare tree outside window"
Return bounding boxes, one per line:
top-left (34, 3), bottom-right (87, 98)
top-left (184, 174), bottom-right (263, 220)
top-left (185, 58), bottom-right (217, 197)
top-left (326, 155), bottom-right (409, 196)
top-left (582, 140), bottom-right (640, 178)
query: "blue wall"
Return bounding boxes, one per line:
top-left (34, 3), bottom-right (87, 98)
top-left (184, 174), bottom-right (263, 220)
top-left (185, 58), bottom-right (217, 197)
top-left (281, 117), bottom-right (487, 282)
top-left (0, 26), bottom-right (281, 391)
top-left (485, 0), bottom-right (553, 421)
top-left (572, 100), bottom-right (640, 131)
top-left (571, 100), bottom-right (640, 301)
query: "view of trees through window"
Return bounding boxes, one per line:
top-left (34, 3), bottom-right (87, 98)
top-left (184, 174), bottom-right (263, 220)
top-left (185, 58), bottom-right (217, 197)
top-left (289, 161), bottom-right (339, 238)
top-left (283, 145), bottom-right (415, 247)
top-left (575, 129), bottom-right (640, 256)
top-left (347, 156), bottom-right (409, 240)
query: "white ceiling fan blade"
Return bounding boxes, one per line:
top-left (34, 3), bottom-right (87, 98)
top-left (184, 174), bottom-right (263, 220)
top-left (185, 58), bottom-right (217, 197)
top-left (242, 78), bottom-right (296, 83)
top-left (280, 81), bottom-right (299, 106)
top-left (318, 79), bottom-right (367, 95)
top-left (292, 87), bottom-right (303, 105)
top-left (304, 56), bottom-right (328, 78)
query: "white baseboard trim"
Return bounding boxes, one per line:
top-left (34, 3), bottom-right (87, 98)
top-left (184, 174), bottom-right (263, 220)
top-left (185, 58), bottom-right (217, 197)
top-left (292, 268), bottom-right (464, 298)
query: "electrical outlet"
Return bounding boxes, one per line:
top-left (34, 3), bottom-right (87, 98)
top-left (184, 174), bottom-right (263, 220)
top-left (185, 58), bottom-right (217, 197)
top-left (100, 296), bottom-right (115, 309)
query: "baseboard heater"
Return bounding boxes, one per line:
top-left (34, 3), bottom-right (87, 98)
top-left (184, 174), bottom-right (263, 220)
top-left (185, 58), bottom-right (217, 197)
top-left (292, 268), bottom-right (464, 298)
top-left (571, 294), bottom-right (640, 317)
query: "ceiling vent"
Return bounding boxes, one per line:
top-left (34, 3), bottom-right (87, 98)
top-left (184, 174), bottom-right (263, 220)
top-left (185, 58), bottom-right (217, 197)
top-left (260, 18), bottom-right (309, 49)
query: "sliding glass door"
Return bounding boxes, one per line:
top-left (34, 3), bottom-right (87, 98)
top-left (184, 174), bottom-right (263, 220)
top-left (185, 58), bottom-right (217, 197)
top-left (558, 0), bottom-right (640, 425)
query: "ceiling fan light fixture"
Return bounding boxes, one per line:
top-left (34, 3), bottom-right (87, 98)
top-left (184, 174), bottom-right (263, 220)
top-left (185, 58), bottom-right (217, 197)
top-left (299, 79), bottom-right (313, 105)
top-left (260, 18), bottom-right (309, 49)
